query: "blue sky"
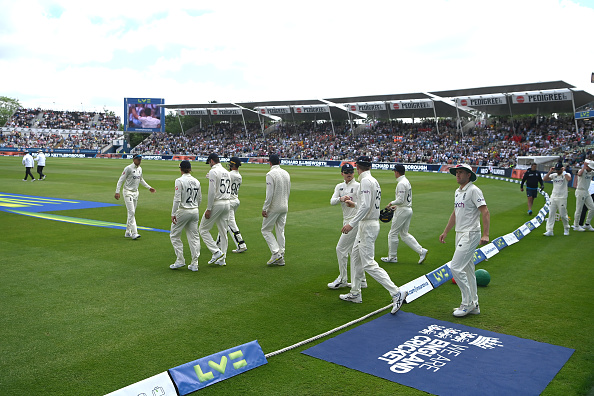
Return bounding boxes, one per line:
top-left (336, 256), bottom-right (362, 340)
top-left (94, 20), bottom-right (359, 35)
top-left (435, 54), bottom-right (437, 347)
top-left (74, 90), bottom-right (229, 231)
top-left (1, 0), bottom-right (593, 121)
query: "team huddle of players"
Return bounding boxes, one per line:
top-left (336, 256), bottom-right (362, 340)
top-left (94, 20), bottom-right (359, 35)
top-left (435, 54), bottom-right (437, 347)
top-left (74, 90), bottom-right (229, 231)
top-left (114, 155), bottom-right (594, 317)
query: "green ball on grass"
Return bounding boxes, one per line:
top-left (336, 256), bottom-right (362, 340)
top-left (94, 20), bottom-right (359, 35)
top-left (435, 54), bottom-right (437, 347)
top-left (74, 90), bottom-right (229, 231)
top-left (475, 269), bottom-right (491, 286)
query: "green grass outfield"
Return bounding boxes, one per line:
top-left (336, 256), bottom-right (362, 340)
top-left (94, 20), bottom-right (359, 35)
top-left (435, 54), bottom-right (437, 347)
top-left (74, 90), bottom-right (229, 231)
top-left (0, 156), bottom-right (592, 396)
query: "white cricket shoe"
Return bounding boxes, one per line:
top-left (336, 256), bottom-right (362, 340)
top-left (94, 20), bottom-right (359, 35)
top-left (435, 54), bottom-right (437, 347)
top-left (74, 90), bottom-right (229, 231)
top-left (339, 292), bottom-right (362, 303)
top-left (361, 280), bottom-right (368, 289)
top-left (418, 248), bottom-right (428, 264)
top-left (131, 234), bottom-right (141, 240)
top-left (124, 232), bottom-right (132, 238)
top-left (170, 262), bottom-right (185, 269)
top-left (543, 231), bottom-right (554, 237)
top-left (452, 303), bottom-right (480, 317)
top-left (583, 224), bottom-right (594, 231)
top-left (573, 225), bottom-right (585, 232)
top-left (328, 277), bottom-right (350, 289)
top-left (232, 246), bottom-right (247, 253)
top-left (208, 250), bottom-right (224, 264)
top-left (266, 252), bottom-right (283, 265)
top-left (276, 257), bottom-right (285, 266)
top-left (381, 257), bottom-right (398, 263)
top-left (391, 290), bottom-right (408, 314)
top-left (188, 264), bottom-right (199, 272)
top-left (563, 228), bottom-right (570, 236)
top-left (214, 256), bottom-right (226, 266)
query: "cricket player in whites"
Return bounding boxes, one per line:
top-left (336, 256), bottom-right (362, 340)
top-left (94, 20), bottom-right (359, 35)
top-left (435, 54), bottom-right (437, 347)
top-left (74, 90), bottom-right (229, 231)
top-left (262, 154), bottom-right (291, 266)
top-left (225, 156), bottom-right (248, 253)
top-left (200, 153), bottom-right (231, 266)
top-left (439, 164), bottom-right (490, 317)
top-left (328, 163), bottom-right (367, 289)
top-left (339, 156), bottom-right (407, 315)
top-left (543, 163), bottom-right (572, 236)
top-left (381, 164), bottom-right (428, 264)
top-left (114, 154), bottom-right (156, 239)
top-left (170, 160), bottom-right (201, 271)
top-left (572, 159), bottom-right (594, 231)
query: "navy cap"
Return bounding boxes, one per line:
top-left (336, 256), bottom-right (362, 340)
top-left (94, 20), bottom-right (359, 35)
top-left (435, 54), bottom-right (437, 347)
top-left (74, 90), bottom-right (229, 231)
top-left (269, 154), bottom-right (280, 165)
top-left (341, 163), bottom-right (354, 173)
top-left (393, 164), bottom-right (405, 174)
top-left (133, 154), bottom-right (142, 159)
top-left (356, 156), bottom-right (372, 167)
top-left (554, 162), bottom-right (563, 170)
top-left (229, 156), bottom-right (242, 167)
top-left (206, 153), bottom-right (219, 163)
top-left (179, 160), bottom-right (191, 170)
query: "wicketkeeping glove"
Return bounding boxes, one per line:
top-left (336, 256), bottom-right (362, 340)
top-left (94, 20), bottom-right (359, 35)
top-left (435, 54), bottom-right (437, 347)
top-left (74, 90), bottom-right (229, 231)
top-left (379, 208), bottom-right (394, 223)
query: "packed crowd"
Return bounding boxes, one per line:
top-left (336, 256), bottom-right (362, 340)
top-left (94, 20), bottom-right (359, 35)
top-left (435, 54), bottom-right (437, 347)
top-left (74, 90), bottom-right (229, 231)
top-left (0, 130), bottom-right (120, 151)
top-left (131, 116), bottom-right (593, 167)
top-left (4, 108), bottom-right (121, 131)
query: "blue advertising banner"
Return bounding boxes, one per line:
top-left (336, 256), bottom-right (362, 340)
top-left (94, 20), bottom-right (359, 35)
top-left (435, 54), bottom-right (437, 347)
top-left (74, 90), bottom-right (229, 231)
top-left (491, 236), bottom-right (508, 251)
top-left (472, 249), bottom-right (487, 265)
top-left (513, 228), bottom-right (526, 240)
top-left (426, 263), bottom-right (453, 288)
top-left (525, 221), bottom-right (536, 231)
top-left (575, 110), bottom-right (593, 120)
top-left (168, 340), bottom-right (267, 395)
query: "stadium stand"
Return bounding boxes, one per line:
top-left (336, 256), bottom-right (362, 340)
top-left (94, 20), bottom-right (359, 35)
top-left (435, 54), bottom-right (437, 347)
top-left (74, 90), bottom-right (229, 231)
top-left (2, 107), bottom-right (592, 167)
top-left (129, 116), bottom-right (593, 167)
top-left (1, 108), bottom-right (121, 151)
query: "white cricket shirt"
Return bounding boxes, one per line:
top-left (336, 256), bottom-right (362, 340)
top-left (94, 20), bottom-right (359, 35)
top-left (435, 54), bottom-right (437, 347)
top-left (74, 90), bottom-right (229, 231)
top-left (229, 169), bottom-right (242, 201)
top-left (348, 170), bottom-right (381, 227)
top-left (206, 163), bottom-right (231, 211)
top-left (454, 182), bottom-right (487, 232)
top-left (330, 178), bottom-right (360, 221)
top-left (390, 174), bottom-right (413, 208)
top-left (575, 169), bottom-right (593, 194)
top-left (549, 172), bottom-right (569, 199)
top-left (263, 165), bottom-right (291, 213)
top-left (115, 163), bottom-right (152, 193)
top-left (172, 173), bottom-right (201, 215)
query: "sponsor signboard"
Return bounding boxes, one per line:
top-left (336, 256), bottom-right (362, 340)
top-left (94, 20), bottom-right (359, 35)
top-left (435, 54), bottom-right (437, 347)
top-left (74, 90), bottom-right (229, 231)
top-left (389, 100), bottom-right (434, 110)
top-left (168, 340), bottom-right (267, 395)
top-left (512, 90), bottom-right (572, 104)
top-left (455, 94), bottom-right (507, 107)
top-left (178, 109), bottom-right (208, 116)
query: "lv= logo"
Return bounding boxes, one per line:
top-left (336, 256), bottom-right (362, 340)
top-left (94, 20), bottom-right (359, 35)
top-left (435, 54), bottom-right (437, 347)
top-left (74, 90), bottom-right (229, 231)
top-left (194, 350), bottom-right (247, 382)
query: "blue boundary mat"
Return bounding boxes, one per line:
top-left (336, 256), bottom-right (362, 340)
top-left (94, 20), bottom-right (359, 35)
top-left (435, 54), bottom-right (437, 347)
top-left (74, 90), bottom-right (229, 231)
top-left (0, 192), bottom-right (168, 233)
top-left (302, 311), bottom-right (574, 396)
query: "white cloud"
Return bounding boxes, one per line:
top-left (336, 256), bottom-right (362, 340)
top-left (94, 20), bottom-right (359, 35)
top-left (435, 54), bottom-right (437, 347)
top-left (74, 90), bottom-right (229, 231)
top-left (1, 0), bottom-right (593, 121)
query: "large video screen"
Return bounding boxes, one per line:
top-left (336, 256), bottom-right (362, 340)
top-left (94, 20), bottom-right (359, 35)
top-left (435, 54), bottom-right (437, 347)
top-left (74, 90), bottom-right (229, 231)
top-left (124, 98), bottom-right (165, 132)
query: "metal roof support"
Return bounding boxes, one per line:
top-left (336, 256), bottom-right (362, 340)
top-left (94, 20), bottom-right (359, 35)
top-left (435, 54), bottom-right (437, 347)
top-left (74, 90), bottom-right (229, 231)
top-left (431, 100), bottom-right (439, 134)
top-left (571, 91), bottom-right (579, 134)
top-left (176, 112), bottom-right (185, 135)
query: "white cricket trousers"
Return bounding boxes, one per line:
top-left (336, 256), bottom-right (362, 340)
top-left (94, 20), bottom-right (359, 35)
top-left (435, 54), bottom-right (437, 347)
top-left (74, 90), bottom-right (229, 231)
top-left (450, 231), bottom-right (480, 307)
top-left (261, 211), bottom-right (287, 255)
top-left (336, 221), bottom-right (358, 283)
top-left (546, 197), bottom-right (569, 232)
top-left (199, 200), bottom-right (230, 254)
top-left (387, 207), bottom-right (423, 258)
top-left (170, 208), bottom-right (200, 265)
top-left (350, 220), bottom-right (399, 296)
top-left (123, 189), bottom-right (139, 236)
top-left (574, 192), bottom-right (594, 227)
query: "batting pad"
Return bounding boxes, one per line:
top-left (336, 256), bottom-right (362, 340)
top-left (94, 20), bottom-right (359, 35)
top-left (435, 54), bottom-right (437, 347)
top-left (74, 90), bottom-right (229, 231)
top-left (302, 312), bottom-right (574, 396)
